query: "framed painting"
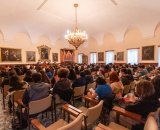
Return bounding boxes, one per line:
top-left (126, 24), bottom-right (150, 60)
top-left (26, 51), bottom-right (36, 62)
top-left (52, 53), bottom-right (58, 62)
top-left (98, 52), bottom-right (104, 61)
top-left (117, 52), bottom-right (124, 61)
top-left (37, 45), bottom-right (51, 61)
top-left (0, 47), bottom-right (21, 62)
top-left (142, 45), bottom-right (154, 60)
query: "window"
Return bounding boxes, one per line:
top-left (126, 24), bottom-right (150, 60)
top-left (158, 47), bottom-right (160, 67)
top-left (106, 51), bottom-right (114, 64)
top-left (127, 49), bottom-right (139, 65)
top-left (90, 52), bottom-right (96, 64)
top-left (78, 54), bottom-right (82, 64)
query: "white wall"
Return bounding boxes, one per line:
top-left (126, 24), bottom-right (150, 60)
top-left (0, 31), bottom-right (74, 64)
top-left (78, 23), bottom-right (160, 64)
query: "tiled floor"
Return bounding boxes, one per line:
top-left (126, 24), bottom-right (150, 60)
top-left (0, 93), bottom-right (12, 130)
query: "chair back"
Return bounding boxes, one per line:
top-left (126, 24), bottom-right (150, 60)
top-left (144, 109), bottom-right (159, 130)
top-left (86, 82), bottom-right (96, 92)
top-left (29, 94), bottom-right (52, 115)
top-left (3, 85), bottom-right (10, 97)
top-left (11, 89), bottom-right (25, 104)
top-left (58, 113), bottom-right (83, 130)
top-left (74, 86), bottom-right (85, 97)
top-left (85, 100), bottom-right (103, 127)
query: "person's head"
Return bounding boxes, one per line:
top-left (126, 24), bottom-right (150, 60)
top-left (109, 71), bottom-right (119, 83)
top-left (96, 76), bottom-right (106, 85)
top-left (9, 75), bottom-right (19, 87)
top-left (57, 68), bottom-right (69, 78)
top-left (136, 80), bottom-right (155, 99)
top-left (32, 72), bottom-right (42, 83)
top-left (120, 68), bottom-right (128, 76)
top-left (84, 69), bottom-right (91, 75)
top-left (151, 75), bottom-right (160, 98)
top-left (25, 70), bottom-right (32, 77)
top-left (80, 71), bottom-right (85, 77)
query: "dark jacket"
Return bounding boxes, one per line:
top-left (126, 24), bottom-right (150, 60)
top-left (22, 82), bottom-right (50, 105)
top-left (125, 96), bottom-right (160, 118)
top-left (53, 78), bottom-right (73, 102)
top-left (72, 77), bottom-right (86, 88)
top-left (85, 75), bottom-right (94, 84)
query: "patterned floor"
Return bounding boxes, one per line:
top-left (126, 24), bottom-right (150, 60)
top-left (0, 94), bottom-right (103, 130)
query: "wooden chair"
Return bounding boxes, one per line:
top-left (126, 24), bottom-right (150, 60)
top-left (72, 85), bottom-right (85, 106)
top-left (10, 89), bottom-right (25, 120)
top-left (86, 82), bottom-right (96, 93)
top-left (17, 94), bottom-right (54, 130)
top-left (95, 107), bottom-right (159, 130)
top-left (31, 110), bottom-right (84, 130)
top-left (71, 98), bottom-right (103, 130)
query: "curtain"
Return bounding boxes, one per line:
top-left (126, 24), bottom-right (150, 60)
top-left (127, 49), bottom-right (139, 65)
top-left (90, 53), bottom-right (96, 64)
top-left (106, 51), bottom-right (114, 64)
top-left (78, 54), bottom-right (82, 64)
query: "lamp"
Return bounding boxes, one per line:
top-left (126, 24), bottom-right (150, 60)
top-left (64, 3), bottom-right (88, 50)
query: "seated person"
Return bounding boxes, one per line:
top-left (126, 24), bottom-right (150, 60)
top-left (151, 75), bottom-right (160, 101)
top-left (120, 68), bottom-right (134, 86)
top-left (137, 65), bottom-right (148, 77)
top-left (124, 80), bottom-right (160, 130)
top-left (53, 68), bottom-right (73, 102)
top-left (109, 71), bottom-right (124, 99)
top-left (87, 76), bottom-right (112, 99)
top-left (72, 71), bottom-right (86, 88)
top-left (22, 72), bottom-right (50, 105)
top-left (84, 69), bottom-right (94, 85)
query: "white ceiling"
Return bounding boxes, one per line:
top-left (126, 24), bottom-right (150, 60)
top-left (0, 0), bottom-right (160, 43)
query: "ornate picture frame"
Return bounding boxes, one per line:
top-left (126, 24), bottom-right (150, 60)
top-left (142, 45), bottom-right (154, 60)
top-left (0, 47), bottom-right (22, 62)
top-left (37, 45), bottom-right (51, 62)
top-left (26, 51), bottom-right (36, 62)
top-left (117, 52), bottom-right (124, 61)
top-left (98, 52), bottom-right (104, 61)
top-left (52, 53), bottom-right (58, 62)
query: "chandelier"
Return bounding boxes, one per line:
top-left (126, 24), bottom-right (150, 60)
top-left (64, 3), bottom-right (88, 50)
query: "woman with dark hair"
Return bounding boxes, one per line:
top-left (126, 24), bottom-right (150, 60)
top-left (68, 68), bottom-right (76, 81)
top-left (109, 71), bottom-right (124, 98)
top-left (151, 75), bottom-right (160, 100)
top-left (24, 70), bottom-right (33, 83)
top-left (87, 76), bottom-right (112, 99)
top-left (53, 68), bottom-right (73, 102)
top-left (9, 75), bottom-right (24, 92)
top-left (84, 69), bottom-right (94, 84)
top-left (39, 70), bottom-right (50, 84)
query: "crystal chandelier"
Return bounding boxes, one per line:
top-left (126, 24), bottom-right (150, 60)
top-left (64, 3), bottom-right (88, 50)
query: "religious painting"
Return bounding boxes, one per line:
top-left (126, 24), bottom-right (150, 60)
top-left (117, 52), bottom-right (124, 61)
top-left (98, 52), bottom-right (104, 61)
top-left (60, 49), bottom-right (74, 63)
top-left (26, 51), bottom-right (36, 62)
top-left (142, 45), bottom-right (154, 60)
top-left (37, 45), bottom-right (51, 61)
top-left (0, 47), bottom-right (21, 62)
top-left (52, 53), bottom-right (58, 62)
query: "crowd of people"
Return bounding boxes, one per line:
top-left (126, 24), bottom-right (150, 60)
top-left (0, 62), bottom-right (160, 130)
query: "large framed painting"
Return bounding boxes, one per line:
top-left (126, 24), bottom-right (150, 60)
top-left (98, 52), bottom-right (104, 61)
top-left (52, 53), bottom-right (58, 62)
top-left (117, 52), bottom-right (124, 61)
top-left (142, 45), bottom-right (154, 60)
top-left (37, 45), bottom-right (51, 61)
top-left (0, 47), bottom-right (21, 62)
top-left (26, 51), bottom-right (36, 62)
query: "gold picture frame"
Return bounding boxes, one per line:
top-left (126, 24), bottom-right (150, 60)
top-left (26, 51), bottom-right (36, 62)
top-left (0, 47), bottom-right (22, 62)
top-left (37, 45), bottom-right (51, 62)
